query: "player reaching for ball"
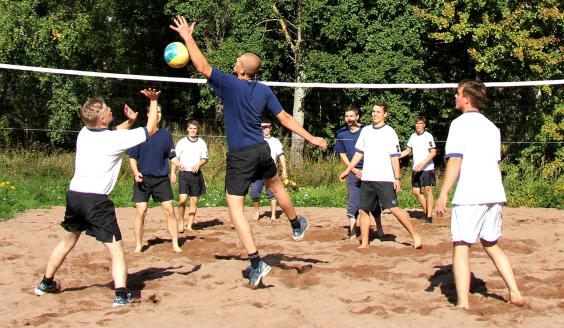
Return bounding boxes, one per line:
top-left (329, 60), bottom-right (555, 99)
top-left (170, 16), bottom-right (328, 287)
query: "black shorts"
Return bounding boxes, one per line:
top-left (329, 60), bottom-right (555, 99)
top-left (133, 175), bottom-right (174, 203)
top-left (61, 190), bottom-right (122, 243)
top-left (179, 171), bottom-right (206, 197)
top-left (412, 170), bottom-right (436, 188)
top-left (225, 142), bottom-right (277, 196)
top-left (359, 181), bottom-right (399, 211)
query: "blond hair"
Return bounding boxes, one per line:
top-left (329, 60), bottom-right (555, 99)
top-left (81, 96), bottom-right (105, 128)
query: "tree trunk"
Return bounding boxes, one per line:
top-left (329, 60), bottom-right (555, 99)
top-left (290, 74), bottom-right (306, 168)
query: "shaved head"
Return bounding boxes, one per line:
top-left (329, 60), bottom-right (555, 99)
top-left (241, 53), bottom-right (261, 76)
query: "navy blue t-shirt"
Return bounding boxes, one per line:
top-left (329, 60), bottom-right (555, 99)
top-left (334, 125), bottom-right (364, 169)
top-left (207, 68), bottom-right (283, 150)
top-left (126, 128), bottom-right (176, 177)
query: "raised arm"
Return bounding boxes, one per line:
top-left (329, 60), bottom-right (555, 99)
top-left (140, 88), bottom-right (160, 136)
top-left (275, 110), bottom-right (327, 150)
top-left (115, 104), bottom-right (138, 130)
top-left (170, 16), bottom-right (212, 78)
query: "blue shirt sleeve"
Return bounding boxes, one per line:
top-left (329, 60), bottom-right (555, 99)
top-left (265, 88), bottom-right (283, 116)
top-left (334, 131), bottom-right (345, 153)
top-left (127, 144), bottom-right (139, 159)
top-left (208, 67), bottom-right (235, 98)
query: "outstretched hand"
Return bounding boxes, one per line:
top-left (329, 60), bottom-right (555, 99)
top-left (169, 16), bottom-right (195, 41)
top-left (123, 104), bottom-right (138, 121)
top-left (140, 88), bottom-right (161, 101)
top-left (309, 136), bottom-right (328, 150)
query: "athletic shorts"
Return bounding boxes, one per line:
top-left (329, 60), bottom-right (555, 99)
top-left (412, 170), bottom-right (436, 188)
top-left (61, 190), bottom-right (122, 243)
top-left (179, 171), bottom-right (206, 197)
top-left (359, 181), bottom-right (398, 211)
top-left (225, 142), bottom-right (277, 196)
top-left (451, 203), bottom-right (503, 244)
top-left (133, 175), bottom-right (174, 203)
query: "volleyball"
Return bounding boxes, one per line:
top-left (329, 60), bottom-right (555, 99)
top-left (164, 42), bottom-right (189, 68)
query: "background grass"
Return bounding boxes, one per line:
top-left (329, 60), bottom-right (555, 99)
top-left (1, 137), bottom-right (562, 221)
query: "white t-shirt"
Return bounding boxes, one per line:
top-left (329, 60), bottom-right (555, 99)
top-left (355, 124), bottom-right (401, 182)
top-left (264, 136), bottom-right (284, 164)
top-left (69, 127), bottom-right (148, 195)
top-left (175, 137), bottom-right (208, 172)
top-left (406, 131), bottom-right (436, 171)
top-left (445, 111), bottom-right (506, 205)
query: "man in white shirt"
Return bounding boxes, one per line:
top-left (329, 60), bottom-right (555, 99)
top-left (250, 120), bottom-right (288, 221)
top-left (436, 80), bottom-right (524, 309)
top-left (400, 116), bottom-right (437, 223)
top-left (171, 120), bottom-right (208, 231)
top-left (340, 101), bottom-right (422, 249)
top-left (34, 89), bottom-right (160, 307)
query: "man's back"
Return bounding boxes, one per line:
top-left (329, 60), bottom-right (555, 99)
top-left (207, 68), bottom-right (283, 150)
top-left (70, 127), bottom-right (147, 195)
top-left (446, 112), bottom-right (506, 205)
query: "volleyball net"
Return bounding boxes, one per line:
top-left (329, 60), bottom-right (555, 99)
top-left (0, 63), bottom-right (562, 164)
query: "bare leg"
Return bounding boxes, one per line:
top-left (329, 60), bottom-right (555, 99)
top-left (453, 242), bottom-right (471, 309)
top-left (187, 196), bottom-right (199, 229)
top-left (226, 193), bottom-right (258, 254)
top-left (264, 175), bottom-right (298, 221)
top-left (161, 201), bottom-right (182, 253)
top-left (103, 237), bottom-right (128, 289)
top-left (133, 202), bottom-right (148, 253)
top-left (412, 187), bottom-right (426, 215)
top-left (358, 210), bottom-right (371, 248)
top-left (481, 239), bottom-right (525, 306)
top-left (270, 199), bottom-right (277, 221)
top-left (252, 200), bottom-right (260, 221)
top-left (44, 231), bottom-right (81, 278)
top-left (178, 194), bottom-right (188, 232)
top-left (389, 207), bottom-right (422, 248)
top-left (424, 186), bottom-right (434, 219)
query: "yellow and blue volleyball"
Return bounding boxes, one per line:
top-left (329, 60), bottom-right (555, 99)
top-left (164, 42), bottom-right (189, 68)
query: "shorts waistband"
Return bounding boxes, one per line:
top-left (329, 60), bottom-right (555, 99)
top-left (228, 141), bottom-right (267, 153)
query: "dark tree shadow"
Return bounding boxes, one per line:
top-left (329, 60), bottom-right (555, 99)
top-left (425, 265), bottom-right (507, 305)
top-left (193, 219), bottom-right (224, 230)
top-left (62, 265), bottom-right (202, 298)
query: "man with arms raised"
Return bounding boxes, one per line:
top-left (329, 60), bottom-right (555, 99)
top-left (170, 16), bottom-right (327, 286)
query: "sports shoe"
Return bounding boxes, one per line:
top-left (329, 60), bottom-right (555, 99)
top-left (425, 216), bottom-right (433, 224)
top-left (248, 261), bottom-right (272, 286)
top-left (292, 215), bottom-right (309, 241)
top-left (112, 292), bottom-right (133, 307)
top-left (34, 280), bottom-right (58, 296)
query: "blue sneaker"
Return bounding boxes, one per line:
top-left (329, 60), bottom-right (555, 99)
top-left (248, 261), bottom-right (271, 286)
top-left (112, 292), bottom-right (133, 307)
top-left (34, 280), bottom-right (58, 296)
top-left (292, 216), bottom-right (309, 241)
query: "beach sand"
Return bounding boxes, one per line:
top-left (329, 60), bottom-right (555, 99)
top-left (1, 206), bottom-right (562, 327)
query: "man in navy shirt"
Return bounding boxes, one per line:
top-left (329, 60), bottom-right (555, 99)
top-left (334, 106), bottom-right (383, 240)
top-left (171, 16), bottom-right (327, 286)
top-left (127, 105), bottom-right (182, 253)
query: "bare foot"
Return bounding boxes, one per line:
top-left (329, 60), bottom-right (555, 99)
top-left (172, 246), bottom-right (183, 253)
top-left (270, 216), bottom-right (276, 221)
top-left (357, 244), bottom-right (369, 249)
top-left (178, 229), bottom-right (185, 234)
top-left (134, 245), bottom-right (143, 253)
top-left (252, 212), bottom-right (260, 221)
top-left (510, 292), bottom-right (525, 306)
top-left (185, 224), bottom-right (193, 232)
top-left (455, 304), bottom-right (469, 310)
top-left (413, 234), bottom-right (422, 249)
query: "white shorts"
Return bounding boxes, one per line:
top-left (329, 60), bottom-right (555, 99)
top-left (451, 203), bottom-right (503, 244)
